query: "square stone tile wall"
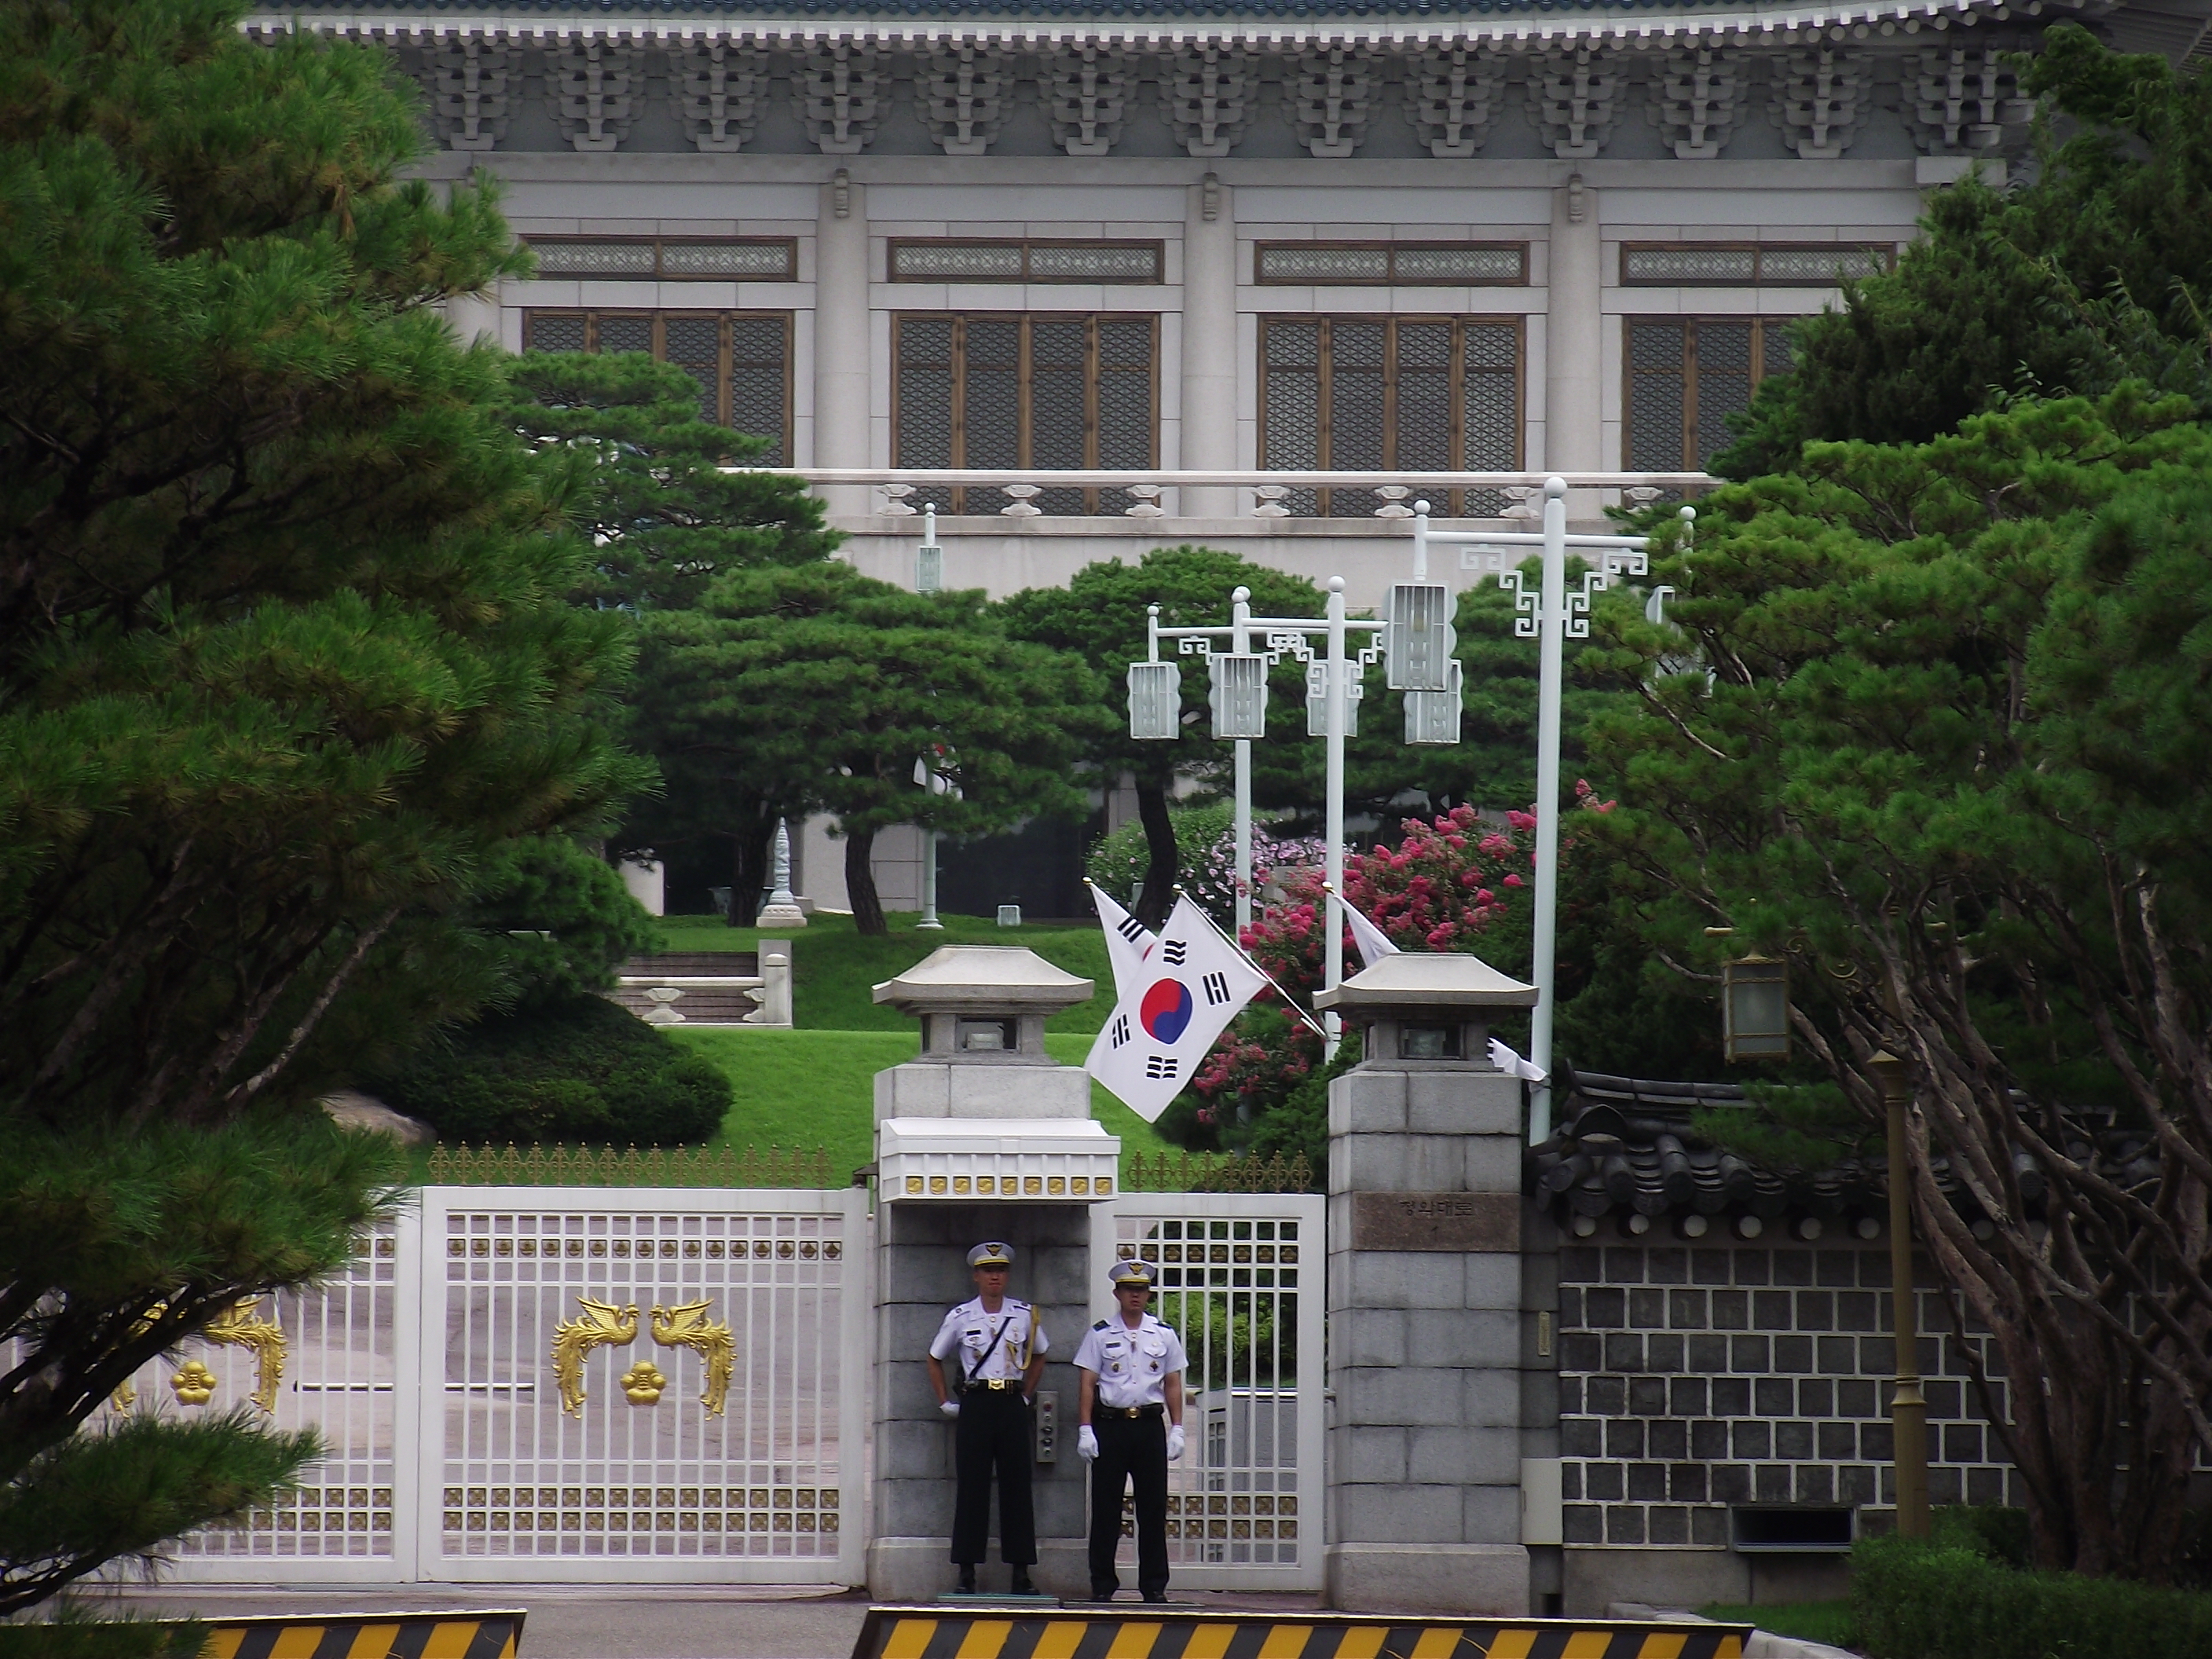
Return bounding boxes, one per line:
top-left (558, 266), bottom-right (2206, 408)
top-left (1556, 1239), bottom-right (2020, 1547)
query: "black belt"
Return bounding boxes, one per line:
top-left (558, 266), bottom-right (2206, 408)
top-left (961, 1379), bottom-right (1025, 1394)
top-left (1096, 1404), bottom-right (1164, 1419)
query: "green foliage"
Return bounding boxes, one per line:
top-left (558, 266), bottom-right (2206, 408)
top-left (0, 1613), bottom-right (200, 1657)
top-left (462, 837), bottom-right (663, 1008)
top-left (494, 350), bottom-right (837, 613)
top-left (1088, 804), bottom-right (1233, 906)
top-left (1689, 1082), bottom-right (1878, 1174)
top-left (1851, 1529), bottom-right (2212, 1659)
top-left (1241, 1042), bottom-right (1353, 1188)
top-left (374, 992), bottom-right (731, 1146)
top-left (634, 562), bottom-right (1104, 933)
top-left (1715, 31), bottom-right (2212, 471)
top-left (1583, 386), bottom-right (2212, 1576)
top-left (0, 1116), bottom-right (403, 1611)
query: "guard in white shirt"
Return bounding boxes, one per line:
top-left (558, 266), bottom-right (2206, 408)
top-left (1073, 1258), bottom-right (1188, 1602)
top-left (927, 1240), bottom-right (1048, 1595)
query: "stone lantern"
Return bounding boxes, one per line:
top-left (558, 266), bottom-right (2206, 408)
top-left (866, 945), bottom-right (1119, 1600)
top-left (1313, 950), bottom-right (1548, 1617)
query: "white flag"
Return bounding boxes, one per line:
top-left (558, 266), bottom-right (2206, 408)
top-left (1489, 1037), bottom-right (1548, 1083)
top-left (1086, 881), bottom-right (1160, 1001)
top-left (1335, 891), bottom-right (1402, 969)
top-left (1087, 895), bottom-right (1267, 1122)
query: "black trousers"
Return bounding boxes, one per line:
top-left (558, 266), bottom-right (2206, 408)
top-left (1088, 1411), bottom-right (1168, 1599)
top-left (952, 1390), bottom-right (1035, 1566)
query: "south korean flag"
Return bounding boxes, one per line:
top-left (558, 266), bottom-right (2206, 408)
top-left (1087, 895), bottom-right (1266, 1122)
top-left (1086, 881), bottom-right (1160, 1002)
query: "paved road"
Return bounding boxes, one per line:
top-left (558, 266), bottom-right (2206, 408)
top-left (91, 1584), bottom-right (1326, 1657)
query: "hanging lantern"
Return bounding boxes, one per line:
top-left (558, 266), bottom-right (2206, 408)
top-left (1306, 660), bottom-right (1361, 737)
top-left (1126, 661), bottom-right (1182, 740)
top-left (1386, 584), bottom-right (1457, 690)
top-left (1208, 653), bottom-right (1269, 740)
top-left (1722, 954), bottom-right (1791, 1060)
top-left (1404, 661), bottom-right (1464, 745)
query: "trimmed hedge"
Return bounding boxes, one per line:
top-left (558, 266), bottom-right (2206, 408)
top-left (1854, 1528), bottom-right (2212, 1659)
top-left (374, 994), bottom-right (731, 1147)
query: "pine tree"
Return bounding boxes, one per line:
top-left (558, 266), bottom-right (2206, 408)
top-left (0, 0), bottom-right (648, 1610)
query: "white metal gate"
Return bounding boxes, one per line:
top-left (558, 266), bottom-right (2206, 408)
top-left (1093, 1191), bottom-right (1326, 1591)
top-left (107, 1185), bottom-right (866, 1584)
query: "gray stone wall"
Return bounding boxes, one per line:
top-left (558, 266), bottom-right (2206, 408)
top-left (1556, 1239), bottom-right (2018, 1549)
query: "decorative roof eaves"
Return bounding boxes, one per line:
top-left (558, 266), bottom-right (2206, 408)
top-left (247, 0), bottom-right (2086, 46)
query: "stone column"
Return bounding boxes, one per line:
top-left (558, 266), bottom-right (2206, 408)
top-left (1180, 172), bottom-right (1238, 518)
top-left (815, 171), bottom-right (871, 519)
top-left (1544, 174), bottom-right (1602, 475)
top-left (1317, 955), bottom-right (1540, 1615)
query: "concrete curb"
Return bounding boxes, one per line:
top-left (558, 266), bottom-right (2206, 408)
top-left (1608, 1601), bottom-right (1860, 1659)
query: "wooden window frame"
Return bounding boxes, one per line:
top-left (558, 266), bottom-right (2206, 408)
top-left (890, 313), bottom-right (1160, 515)
top-left (1255, 314), bottom-right (1525, 517)
top-left (1253, 241), bottom-right (1530, 287)
top-left (522, 236), bottom-right (798, 281)
top-left (1618, 241), bottom-right (1897, 287)
top-left (520, 309), bottom-right (795, 460)
top-left (886, 239), bottom-right (1166, 285)
top-left (1621, 316), bottom-right (1790, 472)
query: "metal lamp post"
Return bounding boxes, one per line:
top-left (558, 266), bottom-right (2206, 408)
top-left (1870, 1051), bottom-right (1932, 1537)
top-left (1411, 478), bottom-right (1694, 1142)
top-left (1127, 575), bottom-right (1456, 1053)
top-left (914, 505), bottom-right (945, 929)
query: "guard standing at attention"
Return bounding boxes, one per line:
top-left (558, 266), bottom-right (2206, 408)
top-left (1074, 1258), bottom-right (1188, 1602)
top-left (928, 1241), bottom-right (1048, 1595)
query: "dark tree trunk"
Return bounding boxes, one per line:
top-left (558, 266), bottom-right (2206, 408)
top-left (845, 828), bottom-right (886, 936)
top-left (727, 821), bottom-right (775, 926)
top-left (1134, 777), bottom-right (1177, 930)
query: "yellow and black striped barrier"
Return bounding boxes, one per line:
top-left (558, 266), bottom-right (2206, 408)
top-left (197, 1609), bottom-right (526, 1659)
top-left (852, 1607), bottom-right (1750, 1659)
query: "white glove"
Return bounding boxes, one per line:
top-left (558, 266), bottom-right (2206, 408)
top-left (1077, 1426), bottom-right (1099, 1461)
top-left (940, 1398), bottom-right (960, 1418)
top-left (1166, 1424), bottom-right (1185, 1461)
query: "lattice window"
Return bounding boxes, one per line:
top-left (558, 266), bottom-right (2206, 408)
top-left (1258, 317), bottom-right (1524, 517)
top-left (888, 240), bottom-right (1163, 284)
top-left (1622, 243), bottom-right (1892, 287)
top-left (522, 311), bottom-right (791, 463)
top-left (1255, 242), bottom-right (1526, 286)
top-left (1624, 318), bottom-right (1792, 472)
top-left (892, 313), bottom-right (1159, 514)
top-left (526, 237), bottom-right (796, 280)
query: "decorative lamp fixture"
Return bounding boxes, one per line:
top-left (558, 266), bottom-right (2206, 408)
top-left (1305, 660), bottom-right (1361, 736)
top-left (1126, 660), bottom-right (1181, 739)
top-left (915, 503), bottom-right (943, 594)
top-left (1722, 954), bottom-right (1790, 1061)
top-left (1208, 652), bottom-right (1269, 739)
top-left (1386, 583), bottom-right (1456, 690)
top-left (1404, 661), bottom-right (1465, 745)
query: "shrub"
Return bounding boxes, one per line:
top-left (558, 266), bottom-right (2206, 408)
top-left (1851, 1529), bottom-right (2212, 1659)
top-left (1085, 805), bottom-right (1324, 925)
top-left (372, 994), bottom-right (731, 1146)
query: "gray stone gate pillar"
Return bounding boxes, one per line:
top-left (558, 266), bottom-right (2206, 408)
top-left (865, 947), bottom-right (1122, 1599)
top-left (1316, 953), bottom-right (1540, 1614)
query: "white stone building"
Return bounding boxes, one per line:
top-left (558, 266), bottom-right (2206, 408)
top-left (258, 0), bottom-right (2205, 914)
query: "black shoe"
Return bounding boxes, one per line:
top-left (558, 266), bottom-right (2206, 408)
top-left (1009, 1571), bottom-right (1035, 1595)
top-left (1141, 1592), bottom-right (1168, 1604)
top-left (1090, 1587), bottom-right (1118, 1602)
top-left (957, 1566), bottom-right (976, 1594)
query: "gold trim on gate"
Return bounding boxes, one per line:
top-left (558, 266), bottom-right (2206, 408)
top-left (651, 1298), bottom-right (735, 1416)
top-left (552, 1296), bottom-right (639, 1415)
top-left (204, 1297), bottom-right (287, 1412)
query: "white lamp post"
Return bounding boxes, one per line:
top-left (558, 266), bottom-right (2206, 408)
top-left (1411, 478), bottom-right (1694, 1142)
top-left (1130, 577), bottom-right (1415, 1056)
top-left (914, 504), bottom-right (944, 929)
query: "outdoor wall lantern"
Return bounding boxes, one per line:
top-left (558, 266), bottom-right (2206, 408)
top-left (1722, 954), bottom-right (1791, 1061)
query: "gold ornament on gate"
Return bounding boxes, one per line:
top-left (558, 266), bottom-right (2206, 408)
top-left (650, 1299), bottom-right (734, 1417)
top-left (551, 1296), bottom-right (639, 1416)
top-left (170, 1360), bottom-right (218, 1406)
top-left (620, 1361), bottom-right (668, 1405)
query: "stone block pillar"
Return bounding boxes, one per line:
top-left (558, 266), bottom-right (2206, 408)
top-left (815, 172), bottom-right (870, 518)
top-left (1179, 172), bottom-right (1237, 518)
top-left (1316, 953), bottom-right (1541, 1615)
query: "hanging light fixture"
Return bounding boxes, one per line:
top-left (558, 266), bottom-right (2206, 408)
top-left (1722, 954), bottom-right (1791, 1061)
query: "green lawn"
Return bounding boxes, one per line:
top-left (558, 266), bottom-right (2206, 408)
top-left (653, 910), bottom-right (1115, 1035)
top-left (1699, 1602), bottom-right (1857, 1650)
top-left (664, 1028), bottom-right (1177, 1182)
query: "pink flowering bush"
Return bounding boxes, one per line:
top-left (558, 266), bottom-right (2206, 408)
top-left (1187, 787), bottom-right (1614, 1133)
